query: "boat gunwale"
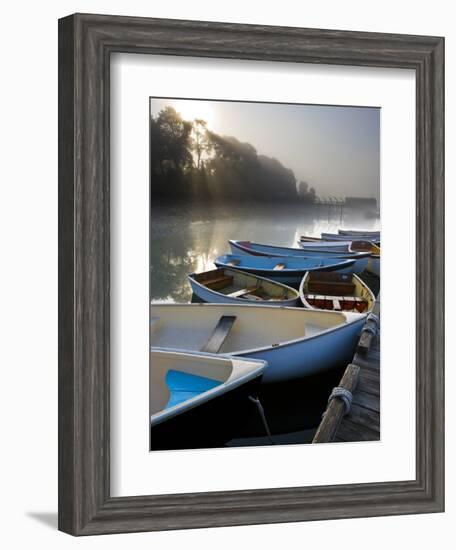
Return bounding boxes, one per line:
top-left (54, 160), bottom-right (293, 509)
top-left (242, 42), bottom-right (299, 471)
top-left (149, 350), bottom-right (267, 427)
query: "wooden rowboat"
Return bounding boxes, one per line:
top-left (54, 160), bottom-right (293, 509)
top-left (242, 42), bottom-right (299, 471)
top-left (299, 271), bottom-right (375, 313)
top-left (150, 349), bottom-right (266, 450)
top-left (188, 267), bottom-right (300, 307)
top-left (214, 254), bottom-right (355, 285)
top-left (150, 304), bottom-right (367, 384)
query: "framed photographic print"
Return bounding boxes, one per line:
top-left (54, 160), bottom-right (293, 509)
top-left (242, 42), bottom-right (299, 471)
top-left (58, 13), bottom-right (444, 535)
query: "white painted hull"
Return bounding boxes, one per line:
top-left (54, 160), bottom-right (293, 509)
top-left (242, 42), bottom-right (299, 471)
top-left (150, 304), bottom-right (367, 384)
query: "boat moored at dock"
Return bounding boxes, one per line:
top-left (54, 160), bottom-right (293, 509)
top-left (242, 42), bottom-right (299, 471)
top-left (150, 304), bottom-right (367, 384)
top-left (299, 271), bottom-right (375, 313)
top-left (150, 349), bottom-right (267, 450)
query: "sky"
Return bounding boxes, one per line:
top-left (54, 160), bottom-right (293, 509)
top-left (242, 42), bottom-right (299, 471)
top-left (150, 98), bottom-right (380, 200)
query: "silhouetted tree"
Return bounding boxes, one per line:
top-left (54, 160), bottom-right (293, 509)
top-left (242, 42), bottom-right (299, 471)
top-left (192, 119), bottom-right (208, 170)
top-left (150, 107), bottom-right (193, 198)
top-left (297, 180), bottom-right (316, 203)
top-left (150, 107), bottom-right (317, 204)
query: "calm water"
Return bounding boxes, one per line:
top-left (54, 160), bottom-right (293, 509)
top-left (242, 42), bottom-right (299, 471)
top-left (150, 202), bottom-right (380, 445)
top-left (150, 202), bottom-right (380, 302)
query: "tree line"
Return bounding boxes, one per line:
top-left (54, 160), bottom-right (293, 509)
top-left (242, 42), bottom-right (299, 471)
top-left (150, 106), bottom-right (316, 204)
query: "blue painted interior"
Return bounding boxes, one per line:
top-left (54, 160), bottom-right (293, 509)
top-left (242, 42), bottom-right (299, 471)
top-left (165, 369), bottom-right (222, 409)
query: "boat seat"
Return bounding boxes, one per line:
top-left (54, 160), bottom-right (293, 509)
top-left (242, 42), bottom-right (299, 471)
top-left (228, 286), bottom-right (258, 298)
top-left (165, 370), bottom-right (221, 409)
top-left (243, 294), bottom-right (264, 301)
top-left (308, 281), bottom-right (355, 295)
top-left (201, 315), bottom-right (237, 353)
top-left (273, 263), bottom-right (286, 270)
top-left (204, 275), bottom-right (233, 290)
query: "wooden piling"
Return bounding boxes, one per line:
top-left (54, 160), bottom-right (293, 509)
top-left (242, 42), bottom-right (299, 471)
top-left (312, 363), bottom-right (360, 443)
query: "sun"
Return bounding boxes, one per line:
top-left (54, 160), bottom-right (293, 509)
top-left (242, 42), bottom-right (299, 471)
top-left (172, 100), bottom-right (216, 129)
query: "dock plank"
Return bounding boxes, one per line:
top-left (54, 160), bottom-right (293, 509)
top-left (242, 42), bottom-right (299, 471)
top-left (346, 403), bottom-right (380, 432)
top-left (356, 371), bottom-right (380, 398)
top-left (352, 390), bottom-right (380, 413)
top-left (335, 419), bottom-right (380, 442)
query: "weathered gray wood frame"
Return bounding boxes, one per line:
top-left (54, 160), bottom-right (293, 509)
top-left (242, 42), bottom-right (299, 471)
top-left (58, 13), bottom-right (444, 535)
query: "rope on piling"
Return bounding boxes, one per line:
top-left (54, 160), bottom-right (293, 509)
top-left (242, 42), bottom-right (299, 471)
top-left (327, 386), bottom-right (353, 415)
top-left (367, 312), bottom-right (380, 329)
top-left (362, 323), bottom-right (377, 336)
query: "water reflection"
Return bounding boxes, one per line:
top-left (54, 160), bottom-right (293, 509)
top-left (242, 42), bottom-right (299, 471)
top-left (150, 202), bottom-right (380, 302)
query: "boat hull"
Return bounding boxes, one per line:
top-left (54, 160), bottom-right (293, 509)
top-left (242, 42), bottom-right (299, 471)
top-left (367, 256), bottom-right (380, 276)
top-left (150, 304), bottom-right (367, 385)
top-left (236, 317), bottom-right (365, 384)
top-left (299, 272), bottom-right (375, 313)
top-left (213, 265), bottom-right (347, 285)
top-left (229, 239), bottom-right (366, 259)
top-left (150, 374), bottom-right (262, 450)
top-left (339, 229), bottom-right (380, 237)
top-left (188, 273), bottom-right (300, 307)
top-left (214, 255), bottom-right (356, 285)
top-left (298, 239), bottom-right (354, 251)
top-left (229, 240), bottom-right (369, 275)
top-left (320, 232), bottom-right (380, 244)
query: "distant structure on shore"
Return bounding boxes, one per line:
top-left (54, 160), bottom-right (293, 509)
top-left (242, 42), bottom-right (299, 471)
top-left (312, 196), bottom-right (378, 217)
top-left (344, 197), bottom-right (377, 208)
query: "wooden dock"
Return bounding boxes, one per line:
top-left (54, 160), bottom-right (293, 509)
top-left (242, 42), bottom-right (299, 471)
top-left (312, 293), bottom-right (380, 444)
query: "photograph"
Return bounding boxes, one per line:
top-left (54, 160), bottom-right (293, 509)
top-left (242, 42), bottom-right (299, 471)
top-left (53, 9), bottom-right (444, 538)
top-left (148, 98), bottom-right (381, 451)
